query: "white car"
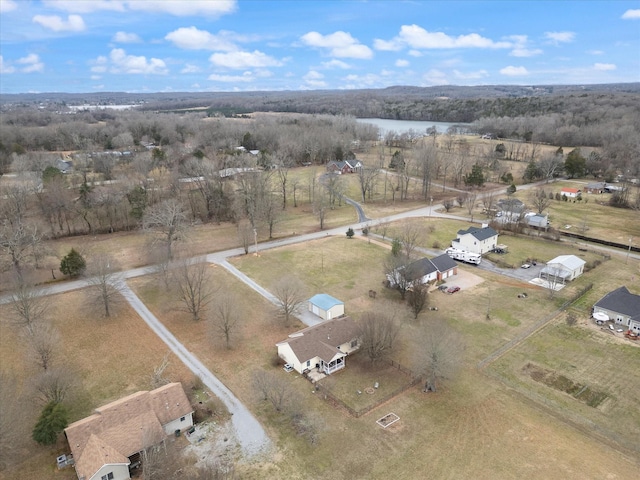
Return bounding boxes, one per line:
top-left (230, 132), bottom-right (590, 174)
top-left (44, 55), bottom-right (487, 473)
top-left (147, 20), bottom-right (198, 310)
top-left (283, 364), bottom-right (294, 372)
top-left (521, 263), bottom-right (531, 269)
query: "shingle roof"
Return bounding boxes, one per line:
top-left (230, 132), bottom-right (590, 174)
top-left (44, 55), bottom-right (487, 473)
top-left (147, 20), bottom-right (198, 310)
top-left (457, 226), bottom-right (498, 241)
top-left (277, 316), bottom-right (359, 364)
top-left (430, 253), bottom-right (458, 272)
top-left (308, 293), bottom-right (343, 311)
top-left (65, 383), bottom-right (192, 480)
top-left (594, 286), bottom-right (640, 320)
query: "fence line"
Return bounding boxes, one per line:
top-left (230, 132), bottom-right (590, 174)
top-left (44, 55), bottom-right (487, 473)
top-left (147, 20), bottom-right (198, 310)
top-left (478, 283), bottom-right (593, 369)
top-left (315, 359), bottom-right (422, 418)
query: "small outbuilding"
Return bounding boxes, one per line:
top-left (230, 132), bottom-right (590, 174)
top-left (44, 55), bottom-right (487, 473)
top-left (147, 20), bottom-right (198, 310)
top-left (308, 293), bottom-right (344, 321)
top-left (539, 254), bottom-right (586, 284)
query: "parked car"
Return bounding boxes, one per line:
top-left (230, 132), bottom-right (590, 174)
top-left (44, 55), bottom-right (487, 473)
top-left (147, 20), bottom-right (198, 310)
top-left (446, 286), bottom-right (460, 294)
top-left (608, 324), bottom-right (615, 331)
top-left (438, 285), bottom-right (448, 292)
top-left (521, 263), bottom-right (531, 269)
top-left (283, 364), bottom-right (294, 372)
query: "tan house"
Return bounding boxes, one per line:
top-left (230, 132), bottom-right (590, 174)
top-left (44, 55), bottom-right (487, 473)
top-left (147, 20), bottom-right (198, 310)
top-left (593, 286), bottom-right (640, 333)
top-left (65, 383), bottom-right (193, 480)
top-left (276, 316), bottom-right (360, 376)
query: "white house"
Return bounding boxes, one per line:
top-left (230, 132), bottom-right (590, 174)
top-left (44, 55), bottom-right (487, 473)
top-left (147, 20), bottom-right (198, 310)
top-left (308, 293), bottom-right (344, 321)
top-left (387, 254), bottom-right (458, 288)
top-left (451, 225), bottom-right (499, 255)
top-left (593, 286), bottom-right (640, 333)
top-left (65, 383), bottom-right (193, 480)
top-left (539, 254), bottom-right (586, 284)
top-left (276, 316), bottom-right (360, 376)
top-left (561, 187), bottom-right (581, 198)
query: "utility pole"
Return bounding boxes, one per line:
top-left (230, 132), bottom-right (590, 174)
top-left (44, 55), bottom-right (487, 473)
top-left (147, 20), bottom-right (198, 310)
top-left (626, 237), bottom-right (633, 264)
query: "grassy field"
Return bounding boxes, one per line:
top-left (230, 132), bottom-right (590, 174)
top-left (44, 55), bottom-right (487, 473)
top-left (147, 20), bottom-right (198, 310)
top-left (2, 145), bottom-right (640, 478)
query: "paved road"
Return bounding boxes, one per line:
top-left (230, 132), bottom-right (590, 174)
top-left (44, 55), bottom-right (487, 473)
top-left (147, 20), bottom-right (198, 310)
top-left (118, 282), bottom-right (271, 457)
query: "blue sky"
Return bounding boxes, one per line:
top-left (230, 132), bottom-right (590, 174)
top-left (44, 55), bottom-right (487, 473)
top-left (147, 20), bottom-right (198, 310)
top-left (0, 0), bottom-right (639, 94)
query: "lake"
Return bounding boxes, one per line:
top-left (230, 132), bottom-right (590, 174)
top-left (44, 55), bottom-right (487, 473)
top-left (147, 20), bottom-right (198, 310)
top-left (356, 118), bottom-right (471, 135)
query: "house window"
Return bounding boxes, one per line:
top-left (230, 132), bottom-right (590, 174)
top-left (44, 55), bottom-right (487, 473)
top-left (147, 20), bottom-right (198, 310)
top-left (306, 360), bottom-right (310, 367)
top-left (351, 340), bottom-right (357, 348)
top-left (180, 416), bottom-right (185, 422)
top-left (101, 473), bottom-right (114, 480)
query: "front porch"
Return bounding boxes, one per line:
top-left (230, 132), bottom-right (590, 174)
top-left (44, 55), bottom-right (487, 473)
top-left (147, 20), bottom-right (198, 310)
top-left (321, 356), bottom-right (345, 375)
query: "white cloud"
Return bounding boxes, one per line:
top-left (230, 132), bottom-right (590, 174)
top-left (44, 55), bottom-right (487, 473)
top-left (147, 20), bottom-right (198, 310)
top-left (90, 74), bottom-right (101, 80)
top-left (321, 59), bottom-right (351, 69)
top-left (301, 31), bottom-right (373, 59)
top-left (454, 69), bottom-right (489, 80)
top-left (587, 50), bottom-right (604, 55)
top-left (500, 65), bottom-right (529, 76)
top-left (395, 59), bottom-right (409, 67)
top-left (622, 9), bottom-right (640, 19)
top-left (112, 31), bottom-right (141, 43)
top-left (43, 1), bottom-right (126, 13)
top-left (208, 72), bottom-right (253, 82)
top-left (423, 69), bottom-right (449, 85)
top-left (209, 50), bottom-right (282, 69)
top-left (43, 0), bottom-right (236, 16)
top-left (378, 25), bottom-right (511, 51)
top-left (126, 0), bottom-right (237, 17)
top-left (17, 53), bottom-right (44, 73)
top-left (181, 64), bottom-right (201, 74)
top-left (0, 0), bottom-right (18, 13)
top-left (33, 14), bottom-right (85, 32)
top-left (373, 38), bottom-right (402, 51)
top-left (594, 63), bottom-right (616, 71)
top-left (544, 31), bottom-right (575, 44)
top-left (303, 70), bottom-right (327, 88)
top-left (108, 48), bottom-right (168, 74)
top-left (165, 26), bottom-right (237, 51)
top-left (0, 55), bottom-right (16, 74)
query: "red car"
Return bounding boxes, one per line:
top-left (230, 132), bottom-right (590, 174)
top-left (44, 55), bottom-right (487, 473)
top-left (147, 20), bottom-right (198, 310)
top-left (446, 286), bottom-right (460, 294)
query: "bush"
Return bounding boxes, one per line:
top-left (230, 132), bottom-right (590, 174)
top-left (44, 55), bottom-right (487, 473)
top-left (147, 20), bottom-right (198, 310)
top-left (32, 401), bottom-right (68, 445)
top-left (346, 227), bottom-right (355, 239)
top-left (60, 248), bottom-right (86, 277)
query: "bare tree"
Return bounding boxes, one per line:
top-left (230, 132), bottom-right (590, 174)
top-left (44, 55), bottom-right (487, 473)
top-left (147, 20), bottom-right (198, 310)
top-left (9, 282), bottom-right (50, 330)
top-left (210, 290), bottom-right (241, 349)
top-left (529, 188), bottom-right (551, 214)
top-left (272, 275), bottom-right (305, 326)
top-left (407, 283), bottom-right (429, 319)
top-left (23, 322), bottom-right (60, 371)
top-left (0, 219), bottom-right (44, 279)
top-left (358, 310), bottom-right (401, 365)
top-left (173, 260), bottom-right (215, 322)
top-left (150, 353), bottom-right (171, 389)
top-left (143, 198), bottom-right (188, 260)
top-left (481, 190), bottom-right (496, 217)
top-left (414, 320), bottom-right (464, 392)
top-left (398, 221), bottom-right (425, 259)
top-left (86, 253), bottom-right (124, 318)
top-left (30, 367), bottom-right (78, 405)
top-left (252, 370), bottom-right (293, 412)
top-left (464, 192), bottom-right (478, 221)
top-left (357, 166), bottom-right (379, 202)
top-left (236, 217), bottom-right (254, 254)
top-left (313, 186), bottom-right (329, 230)
top-left (383, 253), bottom-right (412, 300)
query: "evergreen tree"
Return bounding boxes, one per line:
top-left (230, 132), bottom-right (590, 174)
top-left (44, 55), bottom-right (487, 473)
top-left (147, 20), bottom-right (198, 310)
top-left (60, 248), bottom-right (86, 277)
top-left (32, 401), bottom-right (68, 445)
top-left (464, 164), bottom-right (485, 187)
top-left (564, 148), bottom-right (586, 178)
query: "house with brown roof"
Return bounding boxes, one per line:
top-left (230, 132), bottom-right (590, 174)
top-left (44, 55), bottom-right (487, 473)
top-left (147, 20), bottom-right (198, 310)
top-left (276, 316), bottom-right (360, 377)
top-left (64, 383), bottom-right (193, 480)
